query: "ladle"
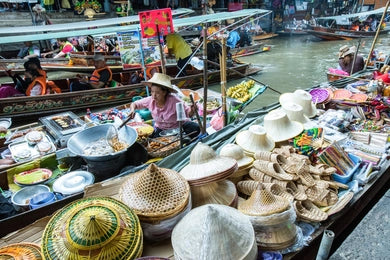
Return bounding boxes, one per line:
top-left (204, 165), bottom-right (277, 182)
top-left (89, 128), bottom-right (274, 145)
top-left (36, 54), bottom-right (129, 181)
top-left (106, 116), bottom-right (134, 147)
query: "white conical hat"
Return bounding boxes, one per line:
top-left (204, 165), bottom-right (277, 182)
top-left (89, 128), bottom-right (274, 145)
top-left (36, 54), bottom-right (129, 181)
top-left (279, 89), bottom-right (317, 118)
top-left (219, 143), bottom-right (254, 168)
top-left (264, 109), bottom-right (303, 142)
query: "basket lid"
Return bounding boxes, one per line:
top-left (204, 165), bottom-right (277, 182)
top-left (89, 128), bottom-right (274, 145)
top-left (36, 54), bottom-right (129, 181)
top-left (0, 243), bottom-right (42, 260)
top-left (172, 204), bottom-right (255, 260)
top-left (119, 163), bottom-right (190, 222)
top-left (238, 183), bottom-right (290, 216)
top-left (41, 197), bottom-right (143, 260)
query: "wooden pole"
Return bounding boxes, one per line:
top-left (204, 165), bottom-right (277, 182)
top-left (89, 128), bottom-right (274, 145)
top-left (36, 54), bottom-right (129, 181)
top-left (157, 25), bottom-right (166, 74)
top-left (364, 0), bottom-right (390, 68)
top-left (350, 38), bottom-right (361, 75)
top-left (219, 37), bottom-right (227, 127)
top-left (202, 24), bottom-right (208, 134)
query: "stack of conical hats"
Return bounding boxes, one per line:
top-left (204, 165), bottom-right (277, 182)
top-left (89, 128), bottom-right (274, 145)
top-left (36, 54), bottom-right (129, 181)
top-left (238, 183), bottom-right (298, 251)
top-left (220, 143), bottom-right (254, 183)
top-left (119, 163), bottom-right (191, 240)
top-left (172, 204), bottom-right (257, 260)
top-left (41, 197), bottom-right (143, 260)
top-left (180, 143), bottom-right (238, 208)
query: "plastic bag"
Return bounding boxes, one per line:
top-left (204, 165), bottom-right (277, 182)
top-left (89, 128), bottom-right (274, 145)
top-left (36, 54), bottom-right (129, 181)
top-left (209, 108), bottom-right (224, 131)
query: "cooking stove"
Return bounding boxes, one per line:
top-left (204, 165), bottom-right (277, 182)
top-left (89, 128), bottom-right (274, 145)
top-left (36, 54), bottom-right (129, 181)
top-left (39, 112), bottom-right (86, 148)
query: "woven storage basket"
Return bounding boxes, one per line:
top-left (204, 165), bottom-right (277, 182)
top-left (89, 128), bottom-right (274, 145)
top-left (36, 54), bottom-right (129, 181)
top-left (41, 196), bottom-right (143, 260)
top-left (0, 243), bottom-right (43, 260)
top-left (119, 163), bottom-right (190, 223)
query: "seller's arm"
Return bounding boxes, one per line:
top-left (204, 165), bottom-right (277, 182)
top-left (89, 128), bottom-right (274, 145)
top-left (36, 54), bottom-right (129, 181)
top-left (41, 48), bottom-right (59, 58)
top-left (129, 97), bottom-right (151, 118)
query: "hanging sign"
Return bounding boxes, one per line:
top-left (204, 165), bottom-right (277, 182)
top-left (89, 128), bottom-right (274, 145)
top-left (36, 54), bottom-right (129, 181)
top-left (139, 8), bottom-right (174, 38)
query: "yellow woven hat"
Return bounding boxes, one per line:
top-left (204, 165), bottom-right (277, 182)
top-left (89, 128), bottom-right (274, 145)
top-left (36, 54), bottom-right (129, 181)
top-left (179, 142), bottom-right (238, 186)
top-left (41, 197), bottom-right (143, 260)
top-left (119, 163), bottom-right (190, 222)
top-left (172, 204), bottom-right (257, 260)
top-left (0, 243), bottom-right (42, 260)
top-left (238, 182), bottom-right (290, 216)
top-left (191, 179), bottom-right (237, 208)
top-left (219, 143), bottom-right (254, 168)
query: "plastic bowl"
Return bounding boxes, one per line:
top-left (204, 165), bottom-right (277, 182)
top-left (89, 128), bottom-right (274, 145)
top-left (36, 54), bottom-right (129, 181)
top-left (29, 192), bottom-right (56, 209)
top-left (11, 184), bottom-right (50, 211)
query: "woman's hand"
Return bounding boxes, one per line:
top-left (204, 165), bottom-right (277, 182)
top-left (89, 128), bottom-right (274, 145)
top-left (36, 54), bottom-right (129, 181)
top-left (129, 103), bottom-right (136, 119)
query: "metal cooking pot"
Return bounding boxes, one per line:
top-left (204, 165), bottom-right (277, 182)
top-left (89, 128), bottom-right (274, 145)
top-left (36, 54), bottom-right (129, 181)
top-left (67, 124), bottom-right (138, 180)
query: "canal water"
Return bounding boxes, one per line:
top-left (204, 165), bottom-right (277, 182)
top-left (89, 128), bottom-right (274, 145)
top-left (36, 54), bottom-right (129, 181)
top-left (209, 33), bottom-right (390, 113)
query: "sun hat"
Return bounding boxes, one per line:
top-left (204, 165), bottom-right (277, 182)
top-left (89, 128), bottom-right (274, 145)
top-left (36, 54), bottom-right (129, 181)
top-left (41, 197), bottom-right (143, 259)
top-left (172, 204), bottom-right (257, 260)
top-left (338, 45), bottom-right (349, 58)
top-left (339, 46), bottom-right (356, 58)
top-left (0, 243), bottom-right (42, 259)
top-left (119, 163), bottom-right (190, 222)
top-left (141, 72), bottom-right (177, 93)
top-left (32, 4), bottom-right (45, 12)
top-left (264, 109), bottom-right (304, 142)
top-left (179, 142), bottom-right (238, 186)
top-left (279, 89), bottom-right (317, 118)
top-left (281, 103), bottom-right (310, 124)
top-left (191, 179), bottom-right (237, 208)
top-left (235, 125), bottom-right (275, 154)
top-left (52, 170), bottom-right (95, 196)
top-left (93, 54), bottom-right (105, 61)
top-left (219, 143), bottom-right (254, 168)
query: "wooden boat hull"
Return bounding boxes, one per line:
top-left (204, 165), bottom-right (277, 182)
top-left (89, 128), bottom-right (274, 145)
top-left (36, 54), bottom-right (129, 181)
top-left (0, 63), bottom-right (261, 118)
top-left (327, 72), bottom-right (344, 82)
top-left (252, 33), bottom-right (279, 41)
top-left (306, 27), bottom-right (390, 40)
top-left (230, 43), bottom-right (270, 58)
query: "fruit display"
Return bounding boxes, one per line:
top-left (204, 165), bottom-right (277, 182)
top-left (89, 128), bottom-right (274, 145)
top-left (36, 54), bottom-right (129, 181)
top-left (227, 80), bottom-right (255, 103)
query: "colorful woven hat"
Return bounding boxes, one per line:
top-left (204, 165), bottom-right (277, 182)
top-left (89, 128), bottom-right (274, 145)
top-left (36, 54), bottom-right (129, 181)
top-left (41, 197), bottom-right (143, 260)
top-left (172, 204), bottom-right (257, 260)
top-left (191, 179), bottom-right (237, 208)
top-left (238, 183), bottom-right (290, 216)
top-left (119, 163), bottom-right (190, 222)
top-left (235, 125), bottom-right (275, 154)
top-left (264, 109), bottom-right (303, 142)
top-left (0, 243), bottom-right (43, 259)
top-left (179, 142), bottom-right (238, 185)
top-left (219, 143), bottom-right (254, 168)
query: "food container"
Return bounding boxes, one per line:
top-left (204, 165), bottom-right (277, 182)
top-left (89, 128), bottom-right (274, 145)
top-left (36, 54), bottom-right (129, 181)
top-left (8, 134), bottom-right (56, 163)
top-left (11, 185), bottom-right (50, 211)
top-left (29, 192), bottom-right (56, 209)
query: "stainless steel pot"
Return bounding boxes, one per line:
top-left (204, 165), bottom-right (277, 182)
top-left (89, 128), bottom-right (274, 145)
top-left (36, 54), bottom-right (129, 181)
top-left (67, 124), bottom-right (138, 180)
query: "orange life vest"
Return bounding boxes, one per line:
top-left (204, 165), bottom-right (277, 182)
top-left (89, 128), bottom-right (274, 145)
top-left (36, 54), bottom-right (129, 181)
top-left (46, 80), bottom-right (62, 94)
top-left (26, 76), bottom-right (47, 96)
top-left (146, 66), bottom-right (159, 79)
top-left (90, 66), bottom-right (113, 88)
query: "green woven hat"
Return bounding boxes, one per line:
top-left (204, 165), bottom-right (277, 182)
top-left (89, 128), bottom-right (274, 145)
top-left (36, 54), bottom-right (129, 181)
top-left (41, 196), bottom-right (143, 260)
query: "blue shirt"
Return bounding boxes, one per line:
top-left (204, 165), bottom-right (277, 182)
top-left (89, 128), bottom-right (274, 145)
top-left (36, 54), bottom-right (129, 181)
top-left (227, 31), bottom-right (240, 49)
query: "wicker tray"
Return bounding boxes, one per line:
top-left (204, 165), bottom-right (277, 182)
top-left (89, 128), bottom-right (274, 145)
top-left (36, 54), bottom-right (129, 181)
top-left (147, 136), bottom-right (180, 158)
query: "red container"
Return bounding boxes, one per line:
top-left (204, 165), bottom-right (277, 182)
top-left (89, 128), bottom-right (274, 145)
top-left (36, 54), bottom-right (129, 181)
top-left (228, 2), bottom-right (243, 11)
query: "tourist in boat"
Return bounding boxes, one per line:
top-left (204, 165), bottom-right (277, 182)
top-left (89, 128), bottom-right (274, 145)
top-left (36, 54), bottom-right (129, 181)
top-left (41, 38), bottom-right (76, 58)
top-left (70, 54), bottom-right (113, 91)
top-left (238, 26), bottom-right (252, 47)
top-left (165, 32), bottom-right (193, 76)
top-left (227, 29), bottom-right (240, 50)
top-left (129, 73), bottom-right (200, 139)
top-left (32, 4), bottom-right (51, 25)
top-left (17, 41), bottom-right (40, 59)
top-left (338, 45), bottom-right (365, 75)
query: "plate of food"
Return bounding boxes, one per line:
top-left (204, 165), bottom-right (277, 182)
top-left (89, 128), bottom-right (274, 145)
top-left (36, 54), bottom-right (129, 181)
top-left (14, 168), bottom-right (52, 186)
top-left (25, 130), bottom-right (44, 145)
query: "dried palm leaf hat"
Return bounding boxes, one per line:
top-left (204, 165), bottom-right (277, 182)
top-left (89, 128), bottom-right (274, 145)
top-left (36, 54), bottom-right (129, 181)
top-left (281, 103), bottom-right (310, 124)
top-left (220, 143), bottom-right (254, 168)
top-left (238, 182), bottom-right (290, 216)
top-left (191, 179), bottom-right (237, 208)
top-left (172, 204), bottom-right (257, 260)
top-left (141, 72), bottom-right (178, 93)
top-left (264, 109), bottom-right (304, 142)
top-left (236, 125), bottom-right (275, 154)
top-left (179, 142), bottom-right (238, 186)
top-left (119, 163), bottom-right (190, 222)
top-left (41, 197), bottom-right (143, 260)
top-left (0, 243), bottom-right (43, 259)
top-left (280, 90), bottom-right (317, 118)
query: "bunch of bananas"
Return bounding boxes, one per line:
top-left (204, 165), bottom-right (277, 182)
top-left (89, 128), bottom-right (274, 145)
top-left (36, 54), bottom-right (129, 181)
top-left (227, 80), bottom-right (255, 103)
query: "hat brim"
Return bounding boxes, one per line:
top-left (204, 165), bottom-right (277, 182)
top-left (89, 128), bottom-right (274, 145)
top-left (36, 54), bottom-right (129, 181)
top-left (280, 93), bottom-right (317, 118)
top-left (265, 120), bottom-right (304, 142)
top-left (191, 180), bottom-right (237, 208)
top-left (141, 81), bottom-right (178, 93)
top-left (236, 130), bottom-right (275, 153)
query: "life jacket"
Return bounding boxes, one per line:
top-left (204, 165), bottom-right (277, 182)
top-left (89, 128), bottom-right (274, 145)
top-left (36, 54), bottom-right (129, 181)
top-left (90, 66), bottom-right (113, 88)
top-left (146, 66), bottom-right (159, 79)
top-left (26, 76), bottom-right (47, 96)
top-left (60, 41), bottom-right (77, 58)
top-left (46, 80), bottom-right (62, 94)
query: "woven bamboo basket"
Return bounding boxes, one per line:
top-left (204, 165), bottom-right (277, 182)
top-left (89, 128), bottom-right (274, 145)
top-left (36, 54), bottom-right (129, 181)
top-left (41, 196), bottom-right (143, 260)
top-left (0, 242), bottom-right (42, 260)
top-left (147, 136), bottom-right (180, 158)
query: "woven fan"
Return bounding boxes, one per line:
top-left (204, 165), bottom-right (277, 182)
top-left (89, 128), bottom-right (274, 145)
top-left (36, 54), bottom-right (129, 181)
top-left (119, 163), bottom-right (190, 222)
top-left (238, 183), bottom-right (290, 216)
top-left (0, 243), bottom-right (42, 260)
top-left (41, 197), bottom-right (143, 260)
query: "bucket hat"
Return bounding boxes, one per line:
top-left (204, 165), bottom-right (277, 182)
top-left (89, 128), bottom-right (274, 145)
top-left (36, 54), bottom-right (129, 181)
top-left (220, 143), bottom-right (254, 168)
top-left (338, 45), bottom-right (349, 58)
top-left (279, 89), bottom-right (317, 118)
top-left (141, 72), bottom-right (178, 93)
top-left (264, 109), bottom-right (304, 142)
top-left (235, 125), bottom-right (275, 154)
top-left (119, 163), bottom-right (190, 222)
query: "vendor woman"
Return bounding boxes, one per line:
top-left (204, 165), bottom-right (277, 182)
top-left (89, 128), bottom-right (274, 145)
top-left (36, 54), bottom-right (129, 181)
top-left (129, 73), bottom-right (200, 140)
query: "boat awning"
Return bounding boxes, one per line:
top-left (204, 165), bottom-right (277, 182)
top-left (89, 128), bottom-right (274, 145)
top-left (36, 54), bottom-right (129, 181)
top-left (0, 9), bottom-right (270, 44)
top-left (316, 7), bottom-right (389, 25)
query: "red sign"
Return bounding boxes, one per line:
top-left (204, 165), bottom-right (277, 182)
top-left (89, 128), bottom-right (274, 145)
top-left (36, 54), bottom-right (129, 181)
top-left (139, 8), bottom-right (174, 38)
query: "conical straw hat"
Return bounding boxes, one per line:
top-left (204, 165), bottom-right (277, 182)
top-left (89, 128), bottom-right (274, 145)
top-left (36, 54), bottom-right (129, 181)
top-left (119, 163), bottom-right (190, 222)
top-left (220, 143), bottom-right (254, 168)
top-left (279, 89), bottom-right (317, 118)
top-left (236, 125), bottom-right (275, 153)
top-left (264, 109), bottom-right (304, 142)
top-left (180, 142), bottom-right (238, 185)
top-left (41, 197), bottom-right (143, 260)
top-left (281, 103), bottom-right (310, 124)
top-left (172, 204), bottom-right (257, 260)
top-left (0, 243), bottom-right (42, 259)
top-left (191, 179), bottom-right (237, 208)
top-left (238, 183), bottom-right (290, 216)
top-left (141, 72), bottom-right (177, 93)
